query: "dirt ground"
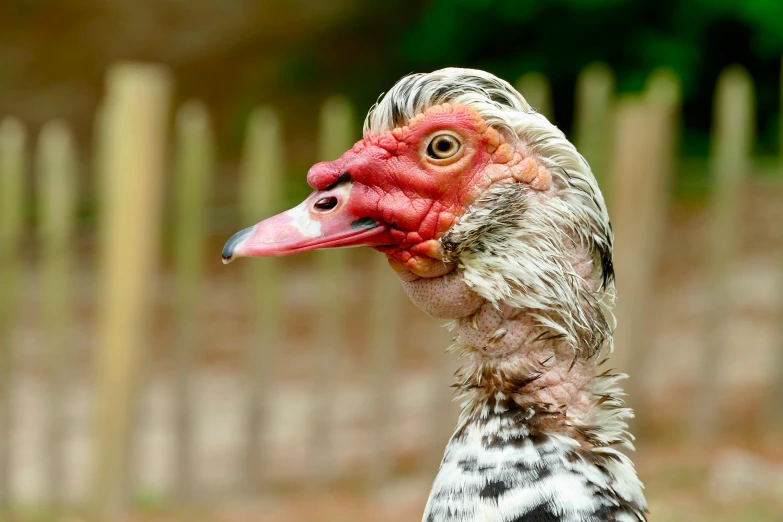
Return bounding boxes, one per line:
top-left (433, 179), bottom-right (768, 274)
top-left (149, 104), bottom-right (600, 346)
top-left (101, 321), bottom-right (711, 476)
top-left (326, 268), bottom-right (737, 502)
top-left (11, 438), bottom-right (783, 521)
top-left (6, 183), bottom-right (783, 520)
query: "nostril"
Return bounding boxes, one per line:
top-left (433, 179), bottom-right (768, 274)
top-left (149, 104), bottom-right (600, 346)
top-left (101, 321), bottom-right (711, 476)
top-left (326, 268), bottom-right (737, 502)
top-left (314, 196), bottom-right (338, 212)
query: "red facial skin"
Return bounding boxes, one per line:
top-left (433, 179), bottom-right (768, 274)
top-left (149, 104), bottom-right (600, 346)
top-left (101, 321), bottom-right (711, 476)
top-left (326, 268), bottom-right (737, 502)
top-left (224, 103), bottom-right (552, 275)
top-left (307, 103), bottom-right (539, 277)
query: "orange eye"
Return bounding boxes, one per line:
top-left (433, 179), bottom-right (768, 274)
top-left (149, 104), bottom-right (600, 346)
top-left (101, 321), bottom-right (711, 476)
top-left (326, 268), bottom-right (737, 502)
top-left (426, 133), bottom-right (462, 161)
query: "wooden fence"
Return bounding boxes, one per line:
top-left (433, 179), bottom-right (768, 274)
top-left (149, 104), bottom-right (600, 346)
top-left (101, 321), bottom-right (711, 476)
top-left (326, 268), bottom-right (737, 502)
top-left (0, 60), bottom-right (782, 517)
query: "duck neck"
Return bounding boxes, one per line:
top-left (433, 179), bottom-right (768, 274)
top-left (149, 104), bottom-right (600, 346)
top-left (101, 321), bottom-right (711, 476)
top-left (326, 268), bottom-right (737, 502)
top-left (451, 300), bottom-right (597, 442)
top-left (395, 262), bottom-right (619, 447)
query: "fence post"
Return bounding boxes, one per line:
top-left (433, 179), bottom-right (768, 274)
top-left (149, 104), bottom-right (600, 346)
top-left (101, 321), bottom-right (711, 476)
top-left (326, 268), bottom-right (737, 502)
top-left (574, 63), bottom-right (615, 194)
top-left (620, 71), bottom-right (682, 408)
top-left (37, 120), bottom-right (78, 508)
top-left (646, 67), bottom-right (683, 108)
top-left (92, 103), bottom-right (110, 219)
top-left (311, 96), bottom-right (354, 489)
top-left (0, 117), bottom-right (26, 511)
top-left (369, 254), bottom-right (403, 490)
top-left (515, 72), bottom-right (554, 122)
top-left (92, 63), bottom-right (172, 516)
top-left (691, 66), bottom-right (755, 438)
top-left (171, 101), bottom-right (214, 502)
top-left (773, 57), bottom-right (783, 426)
top-left (608, 96), bottom-right (675, 416)
top-left (240, 107), bottom-right (283, 493)
top-left (427, 322), bottom-right (458, 468)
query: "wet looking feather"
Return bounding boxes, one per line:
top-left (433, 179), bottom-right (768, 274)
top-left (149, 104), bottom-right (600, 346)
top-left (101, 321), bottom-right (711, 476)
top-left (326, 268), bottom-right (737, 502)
top-left (223, 68), bottom-right (647, 522)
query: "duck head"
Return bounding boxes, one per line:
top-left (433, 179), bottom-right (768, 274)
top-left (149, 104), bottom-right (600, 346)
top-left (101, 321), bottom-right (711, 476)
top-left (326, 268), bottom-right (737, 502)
top-left (223, 68), bottom-right (614, 356)
top-left (223, 76), bottom-right (558, 276)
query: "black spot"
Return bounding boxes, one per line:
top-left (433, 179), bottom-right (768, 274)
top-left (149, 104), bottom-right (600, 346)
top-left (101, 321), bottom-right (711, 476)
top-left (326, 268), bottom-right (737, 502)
top-left (598, 220), bottom-right (615, 290)
top-left (534, 464), bottom-right (553, 481)
top-left (577, 447), bottom-right (605, 466)
top-left (528, 434), bottom-right (550, 446)
top-left (389, 90), bottom-right (410, 128)
top-left (350, 218), bottom-right (377, 231)
top-left (591, 504), bottom-right (621, 521)
top-left (456, 457), bottom-right (493, 473)
top-left (441, 235), bottom-right (458, 254)
top-left (457, 456), bottom-right (478, 471)
top-left (481, 434), bottom-right (502, 449)
top-left (510, 502), bottom-right (560, 522)
top-left (530, 461), bottom-right (556, 478)
top-left (482, 432), bottom-right (528, 450)
top-left (599, 244), bottom-right (614, 290)
top-left (479, 480), bottom-right (510, 502)
top-left (507, 461), bottom-right (554, 483)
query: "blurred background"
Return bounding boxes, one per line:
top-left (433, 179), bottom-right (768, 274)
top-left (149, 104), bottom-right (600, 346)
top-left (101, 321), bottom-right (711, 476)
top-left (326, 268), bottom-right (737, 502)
top-left (1, 0), bottom-right (782, 520)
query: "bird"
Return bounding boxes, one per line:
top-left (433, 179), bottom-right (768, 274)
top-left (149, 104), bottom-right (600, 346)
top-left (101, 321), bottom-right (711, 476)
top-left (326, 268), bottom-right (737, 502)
top-left (222, 68), bottom-right (648, 522)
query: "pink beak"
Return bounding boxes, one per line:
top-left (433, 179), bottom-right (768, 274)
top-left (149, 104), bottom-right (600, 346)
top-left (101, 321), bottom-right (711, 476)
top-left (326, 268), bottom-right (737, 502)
top-left (222, 180), bottom-right (389, 263)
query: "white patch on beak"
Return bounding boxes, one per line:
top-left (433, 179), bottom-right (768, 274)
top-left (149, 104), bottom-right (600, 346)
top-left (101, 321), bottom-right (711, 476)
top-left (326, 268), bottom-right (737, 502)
top-left (285, 201), bottom-right (322, 238)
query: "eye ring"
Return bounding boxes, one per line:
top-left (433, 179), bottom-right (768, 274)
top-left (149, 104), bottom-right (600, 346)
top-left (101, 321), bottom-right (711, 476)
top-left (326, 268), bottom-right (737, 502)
top-left (424, 131), bottom-right (464, 164)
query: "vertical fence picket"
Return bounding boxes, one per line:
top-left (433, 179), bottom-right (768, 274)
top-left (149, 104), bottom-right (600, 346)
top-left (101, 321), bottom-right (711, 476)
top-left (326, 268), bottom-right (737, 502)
top-left (646, 68), bottom-right (683, 108)
top-left (240, 108), bottom-right (283, 493)
top-left (92, 103), bottom-right (111, 220)
top-left (0, 118), bottom-right (26, 511)
top-left (369, 255), bottom-right (403, 489)
top-left (311, 96), bottom-right (355, 489)
top-left (515, 72), bottom-right (554, 122)
top-left (427, 321), bottom-right (457, 468)
top-left (774, 57), bottom-right (783, 426)
top-left (92, 63), bottom-right (172, 516)
top-left (37, 120), bottom-right (77, 508)
top-left (620, 70), bottom-right (682, 405)
top-left (574, 63), bottom-right (615, 194)
top-left (644, 68), bottom-right (683, 183)
top-left (691, 66), bottom-right (755, 438)
top-left (172, 101), bottom-right (214, 501)
top-left (609, 96), bottom-right (675, 413)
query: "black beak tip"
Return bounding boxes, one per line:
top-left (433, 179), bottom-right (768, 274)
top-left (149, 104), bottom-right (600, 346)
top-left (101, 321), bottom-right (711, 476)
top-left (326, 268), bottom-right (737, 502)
top-left (221, 225), bottom-right (256, 265)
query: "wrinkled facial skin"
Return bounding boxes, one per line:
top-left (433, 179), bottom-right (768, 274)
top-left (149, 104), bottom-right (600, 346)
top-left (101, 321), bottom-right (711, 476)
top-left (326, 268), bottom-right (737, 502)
top-left (307, 103), bottom-right (549, 277)
top-left (222, 103), bottom-right (552, 278)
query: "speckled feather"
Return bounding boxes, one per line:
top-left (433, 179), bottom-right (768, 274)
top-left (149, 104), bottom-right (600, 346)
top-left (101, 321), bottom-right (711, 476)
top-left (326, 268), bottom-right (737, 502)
top-left (365, 69), bottom-right (647, 522)
top-left (423, 397), bottom-right (645, 522)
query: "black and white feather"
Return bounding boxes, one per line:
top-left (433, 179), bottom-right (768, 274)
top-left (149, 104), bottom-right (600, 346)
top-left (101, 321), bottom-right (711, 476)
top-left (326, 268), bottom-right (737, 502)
top-left (366, 68), bottom-right (647, 522)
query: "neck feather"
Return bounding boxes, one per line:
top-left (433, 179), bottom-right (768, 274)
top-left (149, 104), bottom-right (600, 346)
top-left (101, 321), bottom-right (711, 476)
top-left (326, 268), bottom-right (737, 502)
top-left (451, 301), bottom-right (593, 437)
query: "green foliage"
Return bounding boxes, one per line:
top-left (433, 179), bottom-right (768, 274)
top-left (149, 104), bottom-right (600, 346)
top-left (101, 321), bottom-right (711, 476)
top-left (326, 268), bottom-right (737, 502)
top-left (402, 0), bottom-right (783, 81)
top-left (395, 0), bottom-right (783, 154)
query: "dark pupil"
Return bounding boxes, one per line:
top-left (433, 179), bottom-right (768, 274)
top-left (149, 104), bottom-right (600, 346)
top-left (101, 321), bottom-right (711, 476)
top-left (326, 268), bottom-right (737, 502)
top-left (436, 139), bottom-right (451, 152)
top-left (314, 196), bottom-right (338, 210)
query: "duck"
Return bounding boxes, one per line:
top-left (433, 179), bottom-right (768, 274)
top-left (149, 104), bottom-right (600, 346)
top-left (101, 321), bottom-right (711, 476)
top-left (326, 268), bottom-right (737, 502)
top-left (222, 68), bottom-right (648, 522)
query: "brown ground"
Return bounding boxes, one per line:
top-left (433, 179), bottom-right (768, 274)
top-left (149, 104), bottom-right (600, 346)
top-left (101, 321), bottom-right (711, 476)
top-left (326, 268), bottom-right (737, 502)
top-left (17, 438), bottom-right (783, 521)
top-left (7, 179), bottom-right (783, 520)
